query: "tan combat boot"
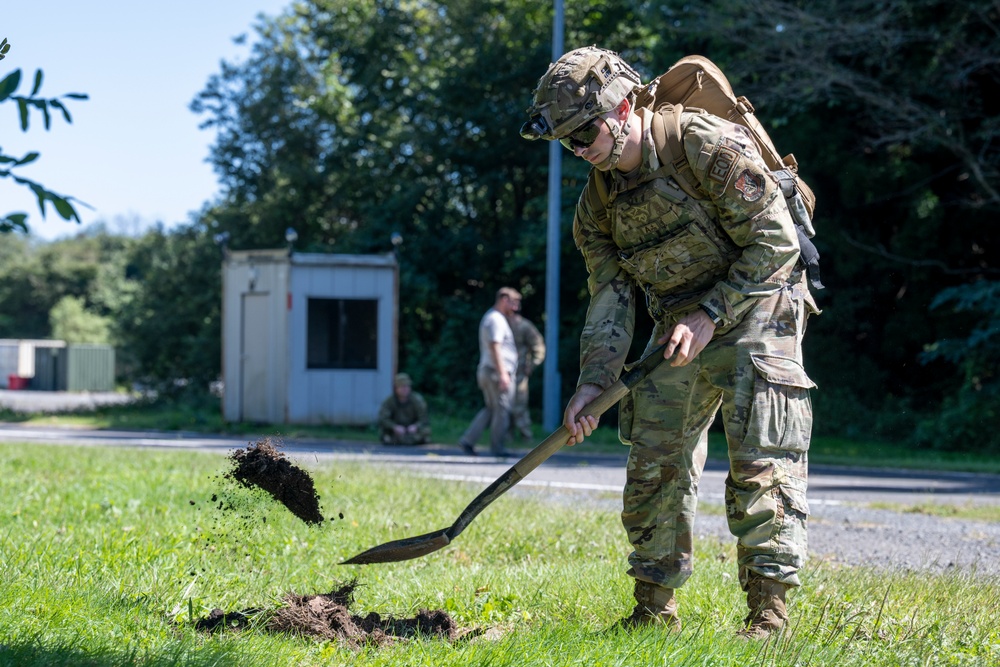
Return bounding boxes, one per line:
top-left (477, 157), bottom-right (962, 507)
top-left (740, 575), bottom-right (789, 638)
top-left (617, 580), bottom-right (681, 631)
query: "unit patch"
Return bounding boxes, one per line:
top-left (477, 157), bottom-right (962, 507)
top-left (708, 144), bottom-right (739, 184)
top-left (734, 169), bottom-right (765, 202)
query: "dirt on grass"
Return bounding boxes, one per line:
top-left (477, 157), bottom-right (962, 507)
top-left (194, 582), bottom-right (460, 647)
top-left (197, 440), bottom-right (466, 646)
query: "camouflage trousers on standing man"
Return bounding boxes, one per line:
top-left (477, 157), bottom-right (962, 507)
top-left (618, 275), bottom-right (818, 591)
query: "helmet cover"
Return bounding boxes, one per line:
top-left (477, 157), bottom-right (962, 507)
top-left (521, 46), bottom-right (642, 141)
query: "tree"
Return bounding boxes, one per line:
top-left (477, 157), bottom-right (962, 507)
top-left (914, 281), bottom-right (1000, 450)
top-left (49, 295), bottom-right (112, 344)
top-left (0, 227), bottom-right (136, 349)
top-left (0, 37), bottom-right (88, 234)
top-left (191, 0), bottom-right (642, 405)
top-left (114, 223), bottom-right (222, 394)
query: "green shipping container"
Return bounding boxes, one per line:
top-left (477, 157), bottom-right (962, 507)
top-left (33, 344), bottom-right (115, 392)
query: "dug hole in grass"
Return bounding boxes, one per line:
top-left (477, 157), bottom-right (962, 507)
top-left (0, 442), bottom-right (997, 666)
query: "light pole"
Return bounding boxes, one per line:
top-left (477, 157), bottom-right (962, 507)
top-left (542, 0), bottom-right (564, 431)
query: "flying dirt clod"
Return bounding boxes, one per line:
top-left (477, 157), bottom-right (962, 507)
top-left (224, 438), bottom-right (325, 525)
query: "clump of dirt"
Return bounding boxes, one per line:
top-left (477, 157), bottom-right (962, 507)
top-left (194, 581), bottom-right (461, 647)
top-left (224, 438), bottom-right (325, 525)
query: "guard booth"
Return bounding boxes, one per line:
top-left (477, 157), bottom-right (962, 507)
top-left (221, 249), bottom-right (398, 425)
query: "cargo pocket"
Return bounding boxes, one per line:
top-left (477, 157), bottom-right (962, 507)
top-left (775, 478), bottom-right (810, 557)
top-left (744, 354), bottom-right (816, 452)
top-left (778, 478), bottom-right (810, 517)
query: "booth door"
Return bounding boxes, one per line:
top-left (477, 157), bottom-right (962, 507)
top-left (240, 293), bottom-right (271, 422)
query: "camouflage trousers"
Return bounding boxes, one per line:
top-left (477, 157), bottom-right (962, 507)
top-left (510, 372), bottom-right (533, 438)
top-left (619, 276), bottom-right (818, 590)
top-left (379, 425), bottom-right (431, 446)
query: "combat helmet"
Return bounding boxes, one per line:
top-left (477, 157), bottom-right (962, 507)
top-left (520, 46), bottom-right (642, 142)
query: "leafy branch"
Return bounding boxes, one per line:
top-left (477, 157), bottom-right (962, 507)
top-left (0, 38), bottom-right (89, 234)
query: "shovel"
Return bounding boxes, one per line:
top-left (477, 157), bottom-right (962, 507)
top-left (341, 343), bottom-right (669, 565)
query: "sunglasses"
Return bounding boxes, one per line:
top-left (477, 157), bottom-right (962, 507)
top-left (559, 118), bottom-right (603, 151)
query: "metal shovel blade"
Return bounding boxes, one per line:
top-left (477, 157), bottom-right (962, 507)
top-left (341, 528), bottom-right (451, 565)
top-left (340, 343), bottom-right (669, 565)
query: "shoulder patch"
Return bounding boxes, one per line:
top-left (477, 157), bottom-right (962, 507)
top-left (708, 144), bottom-right (739, 184)
top-left (734, 168), bottom-right (765, 202)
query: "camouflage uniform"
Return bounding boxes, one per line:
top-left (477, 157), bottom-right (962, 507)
top-left (510, 314), bottom-right (546, 440)
top-left (377, 392), bottom-right (431, 445)
top-left (573, 106), bottom-right (820, 590)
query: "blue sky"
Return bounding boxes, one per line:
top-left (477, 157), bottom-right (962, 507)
top-left (3, 1), bottom-right (292, 241)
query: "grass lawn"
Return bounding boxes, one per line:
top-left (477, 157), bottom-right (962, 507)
top-left (1, 443), bottom-right (998, 666)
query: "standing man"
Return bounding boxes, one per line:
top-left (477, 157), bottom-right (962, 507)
top-left (459, 287), bottom-right (521, 457)
top-left (509, 308), bottom-right (546, 442)
top-left (377, 372), bottom-right (431, 445)
top-left (520, 47), bottom-right (819, 636)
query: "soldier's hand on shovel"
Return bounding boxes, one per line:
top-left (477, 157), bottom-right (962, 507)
top-left (563, 382), bottom-right (603, 445)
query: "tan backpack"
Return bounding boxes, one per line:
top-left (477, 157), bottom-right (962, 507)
top-left (586, 55), bottom-right (824, 289)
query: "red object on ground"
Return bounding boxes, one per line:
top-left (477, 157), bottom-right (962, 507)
top-left (7, 375), bottom-right (29, 390)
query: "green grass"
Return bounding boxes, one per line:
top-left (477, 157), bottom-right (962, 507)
top-left (867, 501), bottom-right (1000, 523)
top-left (1, 443), bottom-right (998, 666)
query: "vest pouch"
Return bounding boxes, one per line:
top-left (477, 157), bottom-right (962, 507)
top-left (617, 221), bottom-right (734, 298)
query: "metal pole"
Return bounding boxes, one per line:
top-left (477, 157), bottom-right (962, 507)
top-left (542, 0), bottom-right (564, 431)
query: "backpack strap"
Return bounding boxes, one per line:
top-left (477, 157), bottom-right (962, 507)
top-left (648, 105), bottom-right (704, 201)
top-left (581, 105), bottom-right (702, 236)
top-left (581, 169), bottom-right (613, 236)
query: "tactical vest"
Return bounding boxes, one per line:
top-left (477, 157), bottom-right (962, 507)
top-left (585, 102), bottom-right (823, 295)
top-left (586, 107), bottom-right (743, 320)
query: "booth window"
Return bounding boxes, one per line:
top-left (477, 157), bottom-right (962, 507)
top-left (307, 298), bottom-right (378, 369)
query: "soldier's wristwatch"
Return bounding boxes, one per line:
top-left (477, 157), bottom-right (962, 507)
top-left (699, 304), bottom-right (724, 327)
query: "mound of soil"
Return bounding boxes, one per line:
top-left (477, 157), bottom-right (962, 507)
top-left (195, 582), bottom-right (460, 647)
top-left (224, 439), bottom-right (325, 525)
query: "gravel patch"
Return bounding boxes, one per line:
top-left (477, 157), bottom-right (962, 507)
top-left (0, 389), bottom-right (137, 413)
top-left (697, 504), bottom-right (1000, 576)
top-left (504, 485), bottom-right (1000, 577)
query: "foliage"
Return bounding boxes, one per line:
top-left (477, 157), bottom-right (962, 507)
top-left (922, 281), bottom-right (1000, 367)
top-left (0, 38), bottom-right (88, 234)
top-left (0, 228), bottom-right (133, 341)
top-left (48, 295), bottom-right (112, 344)
top-left (113, 223), bottom-right (223, 394)
top-left (913, 280), bottom-right (1000, 450)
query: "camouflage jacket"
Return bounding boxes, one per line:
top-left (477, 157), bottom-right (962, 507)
top-left (377, 392), bottom-right (429, 431)
top-left (572, 107), bottom-right (802, 389)
top-left (511, 314), bottom-right (546, 380)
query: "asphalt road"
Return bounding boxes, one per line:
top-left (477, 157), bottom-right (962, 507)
top-left (1, 422), bottom-right (998, 507)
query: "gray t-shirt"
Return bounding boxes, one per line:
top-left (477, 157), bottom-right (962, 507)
top-left (478, 308), bottom-right (518, 374)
